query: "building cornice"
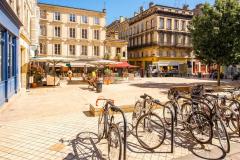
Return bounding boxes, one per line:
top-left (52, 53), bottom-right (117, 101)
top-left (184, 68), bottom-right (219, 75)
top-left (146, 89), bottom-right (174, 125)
top-left (129, 5), bottom-right (193, 25)
top-left (38, 3), bottom-right (106, 15)
top-left (0, 0), bottom-right (23, 28)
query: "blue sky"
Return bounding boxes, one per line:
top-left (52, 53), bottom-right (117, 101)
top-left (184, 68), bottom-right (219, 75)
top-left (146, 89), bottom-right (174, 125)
top-left (38, 0), bottom-right (214, 24)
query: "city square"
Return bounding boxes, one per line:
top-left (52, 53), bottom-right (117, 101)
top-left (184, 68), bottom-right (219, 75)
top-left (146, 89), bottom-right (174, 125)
top-left (0, 0), bottom-right (240, 159)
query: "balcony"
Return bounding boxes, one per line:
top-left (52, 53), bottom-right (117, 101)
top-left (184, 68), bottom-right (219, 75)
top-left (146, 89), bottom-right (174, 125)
top-left (128, 42), bottom-right (192, 50)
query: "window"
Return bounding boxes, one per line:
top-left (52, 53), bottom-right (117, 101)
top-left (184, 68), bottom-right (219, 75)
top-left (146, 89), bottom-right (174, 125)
top-left (82, 29), bottom-right (88, 39)
top-left (123, 51), bottom-right (126, 57)
top-left (94, 17), bottom-right (100, 25)
top-left (82, 16), bottom-right (88, 23)
top-left (69, 45), bottom-right (75, 55)
top-left (151, 19), bottom-right (154, 28)
top-left (141, 23), bottom-right (144, 32)
top-left (39, 43), bottom-right (46, 54)
top-left (94, 46), bottom-right (100, 56)
top-left (116, 48), bottom-right (121, 53)
top-left (167, 19), bottom-right (172, 30)
top-left (159, 33), bottom-right (164, 44)
top-left (160, 18), bottom-right (164, 29)
top-left (55, 26), bottom-right (60, 37)
top-left (0, 29), bottom-right (4, 81)
top-left (94, 30), bottom-right (100, 40)
top-left (167, 34), bottom-right (172, 44)
top-left (54, 12), bottom-right (60, 21)
top-left (182, 21), bottom-right (186, 31)
top-left (8, 35), bottom-right (14, 78)
top-left (81, 45), bottom-right (88, 55)
top-left (40, 25), bottom-right (46, 36)
top-left (54, 44), bottom-right (61, 55)
top-left (40, 10), bottom-right (47, 19)
top-left (69, 28), bottom-right (76, 38)
top-left (174, 20), bottom-right (179, 30)
top-left (69, 14), bottom-right (76, 22)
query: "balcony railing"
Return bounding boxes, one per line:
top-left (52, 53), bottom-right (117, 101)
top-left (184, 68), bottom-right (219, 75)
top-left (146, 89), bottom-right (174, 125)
top-left (128, 41), bottom-right (192, 50)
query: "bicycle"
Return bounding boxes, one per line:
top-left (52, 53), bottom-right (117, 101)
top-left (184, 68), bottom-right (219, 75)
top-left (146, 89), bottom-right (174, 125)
top-left (96, 98), bottom-right (122, 160)
top-left (163, 89), bottom-right (213, 144)
top-left (193, 94), bottom-right (230, 153)
top-left (132, 93), bottom-right (167, 150)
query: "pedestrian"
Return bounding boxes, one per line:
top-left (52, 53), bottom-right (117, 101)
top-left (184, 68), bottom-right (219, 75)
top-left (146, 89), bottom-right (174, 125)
top-left (67, 68), bottom-right (73, 81)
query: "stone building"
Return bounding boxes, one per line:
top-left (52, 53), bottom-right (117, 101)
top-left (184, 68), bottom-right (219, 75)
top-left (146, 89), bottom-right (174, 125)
top-left (111, 3), bottom-right (194, 75)
top-left (38, 3), bottom-right (106, 60)
top-left (105, 19), bottom-right (128, 61)
top-left (6, 0), bottom-right (40, 89)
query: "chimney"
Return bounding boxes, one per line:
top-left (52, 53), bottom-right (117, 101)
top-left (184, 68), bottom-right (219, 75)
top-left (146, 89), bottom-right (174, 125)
top-left (149, 2), bottom-right (154, 8)
top-left (134, 12), bottom-right (138, 16)
top-left (120, 16), bottom-right (125, 22)
top-left (183, 4), bottom-right (189, 10)
top-left (140, 6), bottom-right (144, 13)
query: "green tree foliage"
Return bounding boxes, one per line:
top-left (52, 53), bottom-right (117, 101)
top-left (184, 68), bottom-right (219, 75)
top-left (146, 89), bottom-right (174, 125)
top-left (189, 0), bottom-right (240, 86)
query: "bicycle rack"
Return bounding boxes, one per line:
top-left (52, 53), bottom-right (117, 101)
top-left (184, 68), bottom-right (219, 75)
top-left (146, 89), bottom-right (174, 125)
top-left (110, 105), bottom-right (127, 160)
top-left (164, 106), bottom-right (174, 153)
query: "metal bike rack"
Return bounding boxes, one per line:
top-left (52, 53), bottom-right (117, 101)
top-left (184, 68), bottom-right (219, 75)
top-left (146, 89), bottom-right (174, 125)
top-left (110, 105), bottom-right (127, 160)
top-left (166, 106), bottom-right (174, 153)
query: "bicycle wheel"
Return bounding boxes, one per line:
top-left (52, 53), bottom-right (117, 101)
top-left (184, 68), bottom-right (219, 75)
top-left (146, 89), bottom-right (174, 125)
top-left (221, 107), bottom-right (239, 134)
top-left (98, 111), bottom-right (105, 140)
top-left (214, 117), bottom-right (230, 153)
top-left (181, 102), bottom-right (192, 122)
top-left (187, 112), bottom-right (213, 144)
top-left (132, 100), bottom-right (143, 127)
top-left (108, 123), bottom-right (122, 160)
top-left (136, 113), bottom-right (166, 150)
top-left (163, 101), bottom-right (175, 125)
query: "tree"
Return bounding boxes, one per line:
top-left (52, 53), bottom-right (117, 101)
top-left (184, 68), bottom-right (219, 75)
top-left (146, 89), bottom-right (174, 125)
top-left (104, 53), bottom-right (110, 60)
top-left (189, 0), bottom-right (240, 86)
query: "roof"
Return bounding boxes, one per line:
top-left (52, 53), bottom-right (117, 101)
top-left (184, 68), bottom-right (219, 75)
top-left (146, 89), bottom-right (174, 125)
top-left (38, 2), bottom-right (105, 14)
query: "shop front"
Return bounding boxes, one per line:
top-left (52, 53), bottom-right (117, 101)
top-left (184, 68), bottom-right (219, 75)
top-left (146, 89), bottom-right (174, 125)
top-left (0, 1), bottom-right (22, 105)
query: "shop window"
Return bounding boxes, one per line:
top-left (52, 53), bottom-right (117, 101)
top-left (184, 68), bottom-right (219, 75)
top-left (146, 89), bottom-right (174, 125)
top-left (8, 35), bottom-right (14, 78)
top-left (0, 29), bottom-right (4, 81)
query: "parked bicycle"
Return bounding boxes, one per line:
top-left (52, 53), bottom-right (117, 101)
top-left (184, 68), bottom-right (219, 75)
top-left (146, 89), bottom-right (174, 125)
top-left (163, 89), bottom-right (213, 144)
top-left (96, 98), bottom-right (123, 160)
top-left (132, 93), bottom-right (171, 150)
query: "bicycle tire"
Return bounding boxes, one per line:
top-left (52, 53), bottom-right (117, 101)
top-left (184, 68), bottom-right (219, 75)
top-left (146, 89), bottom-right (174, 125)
top-left (108, 123), bottom-right (122, 160)
top-left (163, 101), bottom-right (175, 125)
top-left (221, 107), bottom-right (239, 134)
top-left (136, 112), bottom-right (166, 150)
top-left (98, 111), bottom-right (105, 140)
top-left (214, 117), bottom-right (230, 153)
top-left (132, 100), bottom-right (143, 127)
top-left (187, 112), bottom-right (213, 144)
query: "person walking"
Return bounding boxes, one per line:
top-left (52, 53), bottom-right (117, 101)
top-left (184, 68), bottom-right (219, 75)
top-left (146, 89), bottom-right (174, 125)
top-left (67, 68), bottom-right (73, 81)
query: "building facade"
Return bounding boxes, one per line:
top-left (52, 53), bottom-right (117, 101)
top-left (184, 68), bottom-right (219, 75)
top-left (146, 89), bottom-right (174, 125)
top-left (38, 3), bottom-right (106, 60)
top-left (112, 3), bottom-right (194, 75)
top-left (105, 23), bottom-right (128, 61)
top-left (6, 0), bottom-right (40, 89)
top-left (0, 1), bottom-right (22, 105)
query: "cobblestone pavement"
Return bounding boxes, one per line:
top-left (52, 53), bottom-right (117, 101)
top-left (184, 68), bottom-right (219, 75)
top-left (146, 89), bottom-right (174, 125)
top-left (0, 77), bottom-right (239, 160)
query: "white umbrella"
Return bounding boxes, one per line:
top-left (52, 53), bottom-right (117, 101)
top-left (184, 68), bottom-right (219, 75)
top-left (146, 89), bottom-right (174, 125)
top-left (89, 59), bottom-right (118, 65)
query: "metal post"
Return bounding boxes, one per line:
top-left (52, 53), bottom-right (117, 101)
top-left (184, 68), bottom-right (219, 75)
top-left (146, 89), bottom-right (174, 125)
top-left (118, 109), bottom-right (127, 160)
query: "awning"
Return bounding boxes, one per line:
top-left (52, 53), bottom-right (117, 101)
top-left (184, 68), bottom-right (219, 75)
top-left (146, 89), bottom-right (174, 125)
top-left (109, 62), bottom-right (138, 68)
top-left (157, 62), bottom-right (180, 67)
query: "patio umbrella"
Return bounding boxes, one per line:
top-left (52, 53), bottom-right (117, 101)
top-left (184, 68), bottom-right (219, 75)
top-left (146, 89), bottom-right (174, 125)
top-left (89, 59), bottom-right (118, 65)
top-left (30, 56), bottom-right (76, 86)
top-left (109, 62), bottom-right (138, 68)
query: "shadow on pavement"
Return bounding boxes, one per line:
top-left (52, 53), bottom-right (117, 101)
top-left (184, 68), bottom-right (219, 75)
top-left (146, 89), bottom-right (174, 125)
top-left (61, 132), bottom-right (105, 160)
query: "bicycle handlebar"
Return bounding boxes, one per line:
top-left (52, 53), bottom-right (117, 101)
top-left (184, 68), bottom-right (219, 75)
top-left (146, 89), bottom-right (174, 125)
top-left (96, 98), bottom-right (114, 106)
